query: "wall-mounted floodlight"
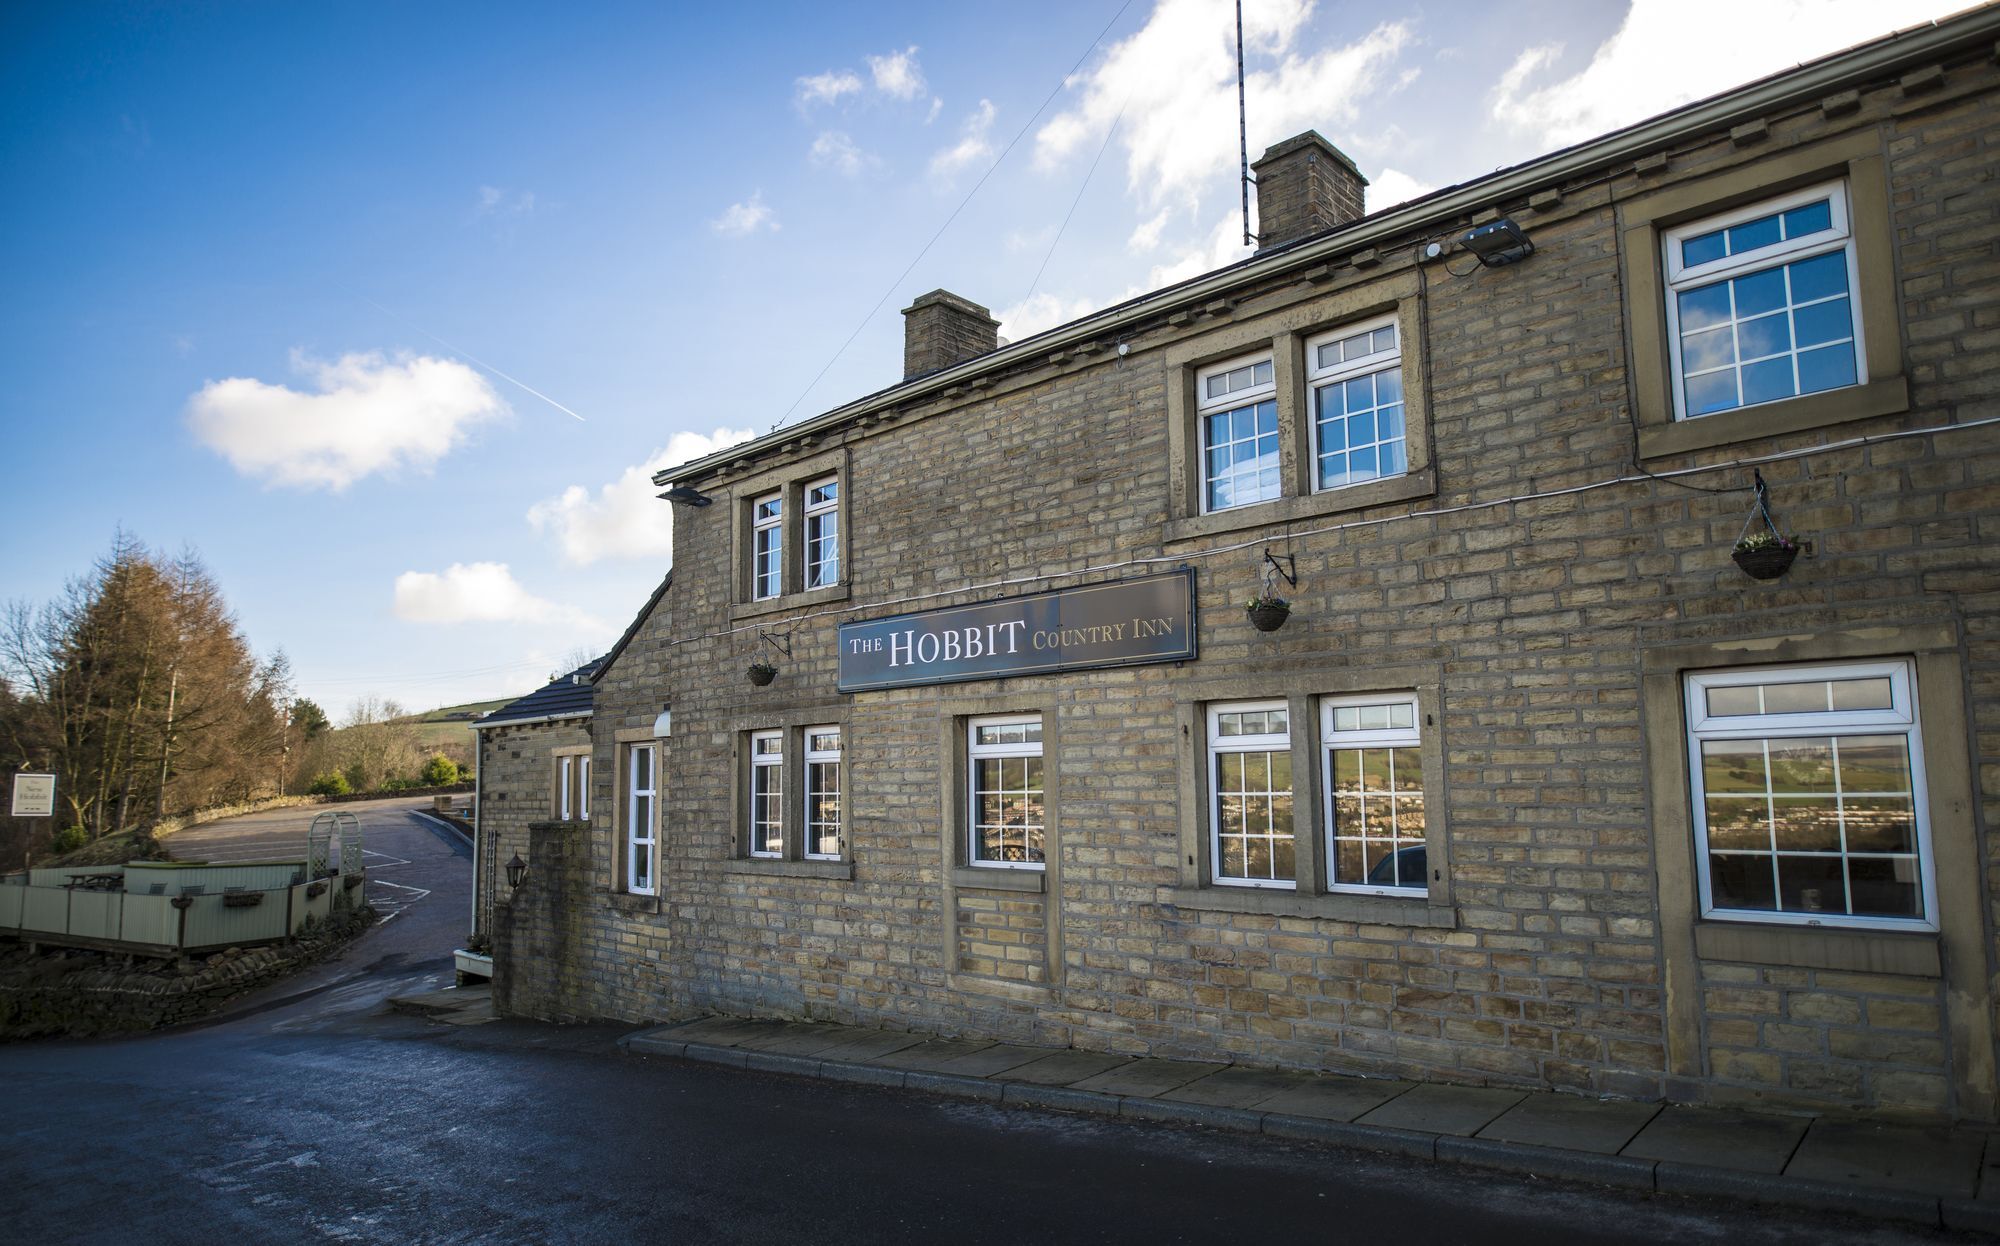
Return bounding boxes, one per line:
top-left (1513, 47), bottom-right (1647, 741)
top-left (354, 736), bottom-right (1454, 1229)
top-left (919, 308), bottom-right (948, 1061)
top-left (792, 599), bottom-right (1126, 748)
top-left (1460, 218), bottom-right (1535, 267)
top-left (660, 485), bottom-right (712, 507)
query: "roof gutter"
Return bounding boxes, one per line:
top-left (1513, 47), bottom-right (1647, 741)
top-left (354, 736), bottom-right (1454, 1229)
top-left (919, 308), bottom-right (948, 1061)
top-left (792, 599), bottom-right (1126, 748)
top-left (658, 7), bottom-right (1997, 489)
top-left (471, 710), bottom-right (593, 732)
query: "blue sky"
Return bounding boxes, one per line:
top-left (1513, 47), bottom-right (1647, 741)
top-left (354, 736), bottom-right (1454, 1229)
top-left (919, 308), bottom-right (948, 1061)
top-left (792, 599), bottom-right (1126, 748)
top-left (0, 0), bottom-right (1963, 717)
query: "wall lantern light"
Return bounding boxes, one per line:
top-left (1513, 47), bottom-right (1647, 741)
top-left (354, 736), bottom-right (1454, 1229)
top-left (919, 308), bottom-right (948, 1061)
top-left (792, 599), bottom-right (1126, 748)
top-left (1459, 218), bottom-right (1535, 267)
top-left (660, 485), bottom-right (712, 507)
top-left (505, 852), bottom-right (529, 890)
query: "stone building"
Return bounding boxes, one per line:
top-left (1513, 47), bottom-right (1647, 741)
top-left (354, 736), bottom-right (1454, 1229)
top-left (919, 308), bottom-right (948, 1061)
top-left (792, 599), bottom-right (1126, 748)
top-left (499, 11), bottom-right (2000, 1120)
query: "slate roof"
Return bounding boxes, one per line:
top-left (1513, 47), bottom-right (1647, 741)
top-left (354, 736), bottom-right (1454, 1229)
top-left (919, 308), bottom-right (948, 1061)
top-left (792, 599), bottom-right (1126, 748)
top-left (476, 658), bottom-right (602, 729)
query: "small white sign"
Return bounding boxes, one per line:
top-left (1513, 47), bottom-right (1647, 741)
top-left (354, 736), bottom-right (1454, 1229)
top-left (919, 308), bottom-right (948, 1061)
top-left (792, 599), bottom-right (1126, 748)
top-left (11, 773), bottom-right (55, 818)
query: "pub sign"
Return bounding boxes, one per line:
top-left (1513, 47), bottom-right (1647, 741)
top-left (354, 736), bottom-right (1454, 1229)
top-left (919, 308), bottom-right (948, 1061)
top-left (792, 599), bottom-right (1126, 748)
top-left (838, 570), bottom-right (1197, 693)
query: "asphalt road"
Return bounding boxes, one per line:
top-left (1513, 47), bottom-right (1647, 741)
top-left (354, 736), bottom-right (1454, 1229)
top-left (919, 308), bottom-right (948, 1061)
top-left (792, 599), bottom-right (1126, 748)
top-left (0, 801), bottom-right (1954, 1244)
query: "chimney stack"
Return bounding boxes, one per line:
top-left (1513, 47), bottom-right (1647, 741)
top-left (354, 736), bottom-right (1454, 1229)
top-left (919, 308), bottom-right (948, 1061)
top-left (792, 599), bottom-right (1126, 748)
top-left (902, 289), bottom-right (1000, 379)
top-left (1252, 131), bottom-right (1368, 252)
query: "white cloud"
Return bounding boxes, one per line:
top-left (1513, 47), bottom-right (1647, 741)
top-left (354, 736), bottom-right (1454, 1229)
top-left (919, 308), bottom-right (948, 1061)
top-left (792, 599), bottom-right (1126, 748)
top-left (929, 99), bottom-right (996, 185)
top-left (809, 130), bottom-right (876, 177)
top-left (526, 426), bottom-right (756, 566)
top-left (925, 96), bottom-right (943, 124)
top-left (393, 562), bottom-right (607, 632)
top-left (796, 69), bottom-right (862, 108)
top-left (711, 191), bottom-right (779, 237)
top-left (1036, 1), bottom-right (1413, 212)
top-left (867, 46), bottom-right (926, 100)
top-left (476, 185), bottom-right (535, 218)
top-left (994, 292), bottom-right (1102, 342)
top-left (187, 350), bottom-right (507, 491)
top-left (1491, 0), bottom-right (1955, 147)
top-left (1367, 168), bottom-right (1434, 210)
top-left (1144, 212), bottom-right (1257, 294)
top-left (1127, 209), bottom-right (1171, 253)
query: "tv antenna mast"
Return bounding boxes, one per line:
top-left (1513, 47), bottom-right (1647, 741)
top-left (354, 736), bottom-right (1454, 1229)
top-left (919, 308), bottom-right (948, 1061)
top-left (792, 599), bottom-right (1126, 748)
top-left (1236, 0), bottom-right (1255, 247)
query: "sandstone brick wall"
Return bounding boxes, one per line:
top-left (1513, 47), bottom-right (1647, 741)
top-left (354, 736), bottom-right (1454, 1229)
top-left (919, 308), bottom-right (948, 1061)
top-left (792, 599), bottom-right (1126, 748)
top-left (474, 718), bottom-right (588, 939)
top-left (566, 39), bottom-right (2000, 1118)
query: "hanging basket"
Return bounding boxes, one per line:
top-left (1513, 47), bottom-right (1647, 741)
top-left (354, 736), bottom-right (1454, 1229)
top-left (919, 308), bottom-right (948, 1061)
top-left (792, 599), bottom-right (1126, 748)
top-left (747, 663), bottom-right (778, 686)
top-left (1732, 544), bottom-right (1799, 580)
top-left (1729, 471), bottom-right (1804, 582)
top-left (1246, 601), bottom-right (1291, 632)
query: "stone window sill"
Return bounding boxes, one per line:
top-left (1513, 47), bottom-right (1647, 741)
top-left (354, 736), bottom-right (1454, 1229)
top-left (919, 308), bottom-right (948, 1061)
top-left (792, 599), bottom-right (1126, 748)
top-left (1693, 921), bottom-right (1939, 977)
top-left (1637, 376), bottom-right (1908, 459)
top-left (730, 582), bottom-right (850, 624)
top-left (1164, 469), bottom-right (1435, 546)
top-left (605, 890), bottom-right (663, 914)
top-left (722, 858), bottom-right (854, 881)
top-left (1159, 885), bottom-right (1455, 927)
top-left (952, 865), bottom-right (1046, 894)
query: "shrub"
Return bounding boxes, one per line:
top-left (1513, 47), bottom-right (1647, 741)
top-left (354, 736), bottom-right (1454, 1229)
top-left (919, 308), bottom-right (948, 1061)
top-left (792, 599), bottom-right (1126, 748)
top-left (420, 754), bottom-right (459, 786)
top-left (51, 826), bottom-right (87, 853)
top-left (307, 772), bottom-right (352, 797)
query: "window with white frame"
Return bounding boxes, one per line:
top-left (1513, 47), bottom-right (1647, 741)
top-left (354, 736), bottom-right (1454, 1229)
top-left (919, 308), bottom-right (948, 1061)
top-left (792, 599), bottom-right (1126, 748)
top-left (558, 754), bottom-right (591, 822)
top-left (804, 478), bottom-right (840, 590)
top-left (1197, 354), bottom-right (1279, 513)
top-left (1322, 693), bottom-right (1425, 893)
top-left (626, 744), bottom-right (656, 896)
top-left (1208, 702), bottom-right (1294, 888)
top-left (751, 493), bottom-right (783, 600)
top-left (967, 715), bottom-right (1044, 868)
top-left (1685, 660), bottom-right (1934, 929)
top-left (1664, 180), bottom-right (1862, 420)
top-left (1308, 317), bottom-right (1405, 492)
top-left (749, 730), bottom-right (783, 857)
top-left (803, 726), bottom-right (842, 860)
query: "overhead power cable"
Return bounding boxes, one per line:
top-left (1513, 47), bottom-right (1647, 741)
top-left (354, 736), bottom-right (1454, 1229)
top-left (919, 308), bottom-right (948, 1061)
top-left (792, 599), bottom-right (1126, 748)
top-left (771, 0), bottom-right (1139, 432)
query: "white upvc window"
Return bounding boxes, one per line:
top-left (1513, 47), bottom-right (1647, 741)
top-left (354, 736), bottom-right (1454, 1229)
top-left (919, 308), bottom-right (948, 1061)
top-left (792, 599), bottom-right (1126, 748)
top-left (752, 493), bottom-right (783, 601)
top-left (1663, 180), bottom-right (1863, 420)
top-left (967, 715), bottom-right (1044, 868)
top-left (1321, 693), bottom-right (1424, 894)
top-left (748, 730), bottom-right (783, 858)
top-left (803, 726), bottom-right (843, 860)
top-left (804, 478), bottom-right (840, 591)
top-left (578, 756), bottom-right (591, 824)
top-left (626, 744), bottom-right (656, 896)
top-left (559, 755), bottom-right (574, 821)
top-left (1307, 316), bottom-right (1405, 493)
top-left (1685, 660), bottom-right (1935, 931)
top-left (1196, 352), bottom-right (1279, 513)
top-left (1207, 701), bottom-right (1294, 889)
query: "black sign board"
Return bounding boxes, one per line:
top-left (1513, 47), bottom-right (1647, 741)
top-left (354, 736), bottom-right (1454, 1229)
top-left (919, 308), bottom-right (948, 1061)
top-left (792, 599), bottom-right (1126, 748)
top-left (838, 569), bottom-right (1197, 693)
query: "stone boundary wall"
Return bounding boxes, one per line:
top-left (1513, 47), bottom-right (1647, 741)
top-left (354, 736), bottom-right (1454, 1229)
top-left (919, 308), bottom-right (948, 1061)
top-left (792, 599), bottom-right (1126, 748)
top-left (0, 906), bottom-right (374, 1038)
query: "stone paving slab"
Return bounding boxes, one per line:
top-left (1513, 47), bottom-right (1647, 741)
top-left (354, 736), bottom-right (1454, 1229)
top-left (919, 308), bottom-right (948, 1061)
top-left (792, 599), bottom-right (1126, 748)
top-left (1163, 1066), bottom-right (1320, 1110)
top-left (808, 1029), bottom-right (928, 1065)
top-left (997, 1050), bottom-right (1132, 1086)
top-left (874, 1038), bottom-right (998, 1071)
top-left (1979, 1133), bottom-right (2000, 1202)
top-left (734, 1022), bottom-right (854, 1056)
top-left (1477, 1092), bottom-right (1662, 1155)
top-left (1356, 1084), bottom-right (1526, 1136)
top-left (651, 1016), bottom-right (780, 1047)
top-left (1785, 1118), bottom-right (1986, 1199)
top-left (1257, 1074), bottom-right (1414, 1123)
top-left (1071, 1058), bottom-right (1219, 1099)
top-left (936, 1043), bottom-right (1065, 1077)
top-left (1619, 1106), bottom-right (1807, 1174)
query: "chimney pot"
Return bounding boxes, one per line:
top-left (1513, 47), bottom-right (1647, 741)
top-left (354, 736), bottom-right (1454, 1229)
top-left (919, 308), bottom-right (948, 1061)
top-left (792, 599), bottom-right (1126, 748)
top-left (1252, 131), bottom-right (1368, 253)
top-left (902, 289), bottom-right (1000, 380)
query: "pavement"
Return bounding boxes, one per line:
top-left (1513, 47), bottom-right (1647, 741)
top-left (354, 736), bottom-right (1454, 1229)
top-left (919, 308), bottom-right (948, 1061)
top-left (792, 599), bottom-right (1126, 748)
top-left (616, 1012), bottom-right (2000, 1236)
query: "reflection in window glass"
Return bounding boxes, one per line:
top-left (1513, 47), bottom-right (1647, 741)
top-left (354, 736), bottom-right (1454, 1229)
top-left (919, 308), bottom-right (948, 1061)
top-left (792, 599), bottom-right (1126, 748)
top-left (968, 716), bottom-right (1044, 867)
top-left (1688, 662), bottom-right (1931, 928)
top-left (1209, 702), bottom-right (1294, 887)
